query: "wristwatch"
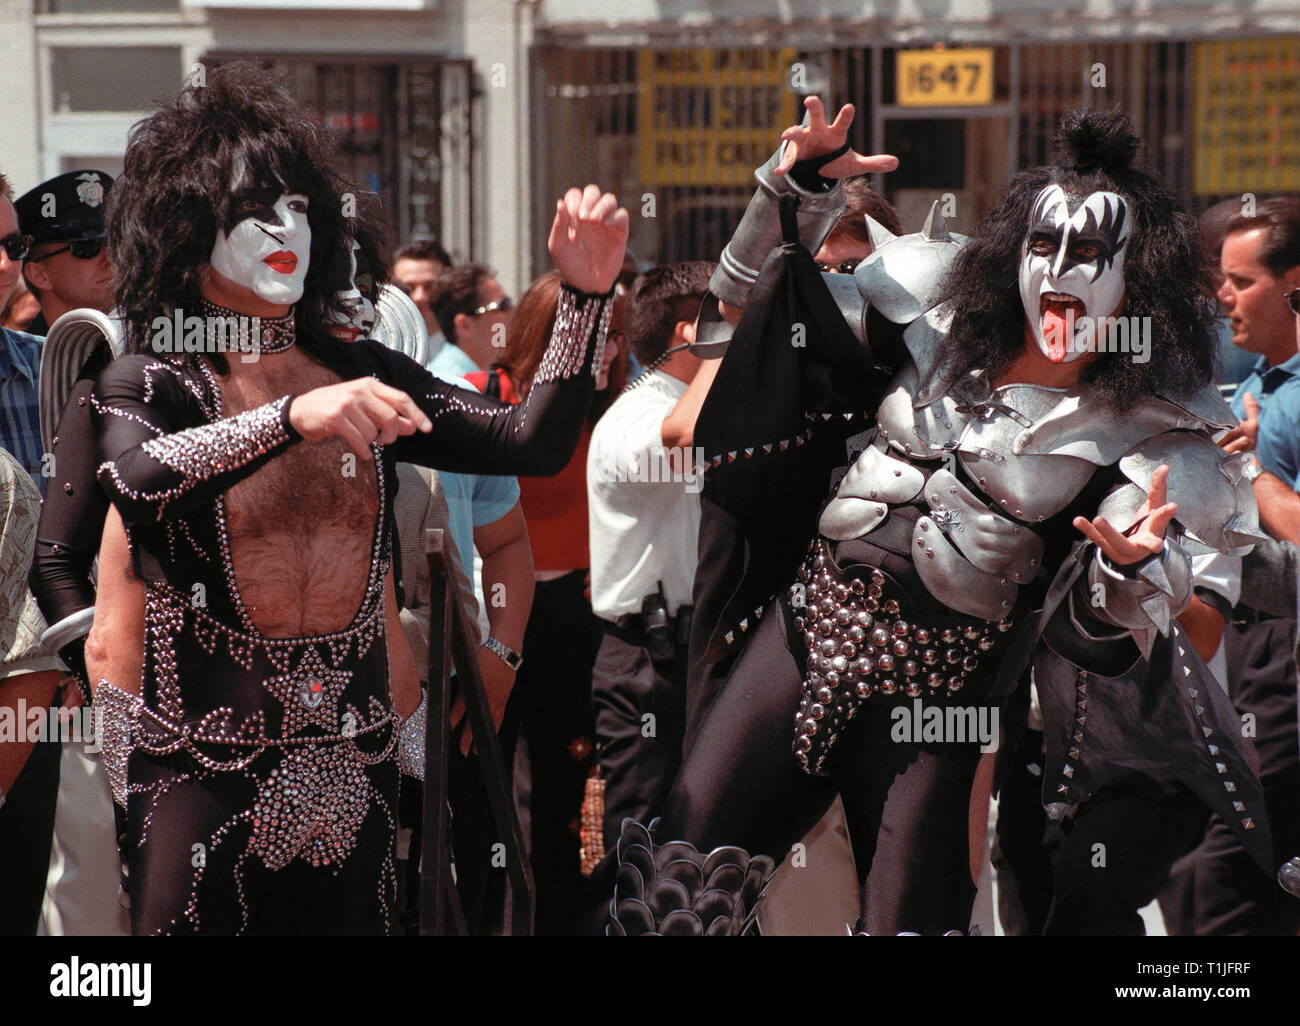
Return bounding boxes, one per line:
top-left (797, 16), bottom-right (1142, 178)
top-left (482, 636), bottom-right (523, 672)
top-left (1243, 457), bottom-right (1264, 483)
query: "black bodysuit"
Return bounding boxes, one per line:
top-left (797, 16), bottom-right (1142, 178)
top-left (87, 287), bottom-right (611, 935)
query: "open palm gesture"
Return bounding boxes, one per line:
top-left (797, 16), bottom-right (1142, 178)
top-left (548, 184), bottom-right (628, 295)
top-left (1074, 464), bottom-right (1179, 566)
top-left (775, 96), bottom-right (900, 180)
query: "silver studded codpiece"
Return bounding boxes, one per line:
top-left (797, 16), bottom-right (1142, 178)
top-left (790, 538), bottom-right (1012, 776)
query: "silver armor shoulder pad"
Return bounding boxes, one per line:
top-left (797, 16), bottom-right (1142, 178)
top-left (373, 284), bottom-right (430, 367)
top-left (1115, 430), bottom-right (1263, 554)
top-left (710, 145), bottom-right (845, 309)
top-left (1155, 380), bottom-right (1238, 433)
top-left (903, 304), bottom-right (953, 392)
top-left (821, 271), bottom-right (867, 345)
top-left (41, 306), bottom-right (126, 452)
top-left (1018, 391), bottom-right (1226, 467)
top-left (852, 202), bottom-right (969, 325)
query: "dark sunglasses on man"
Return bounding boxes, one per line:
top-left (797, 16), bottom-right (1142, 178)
top-left (1288, 287), bottom-right (1300, 317)
top-left (0, 233), bottom-right (33, 261)
top-left (26, 237), bottom-right (107, 262)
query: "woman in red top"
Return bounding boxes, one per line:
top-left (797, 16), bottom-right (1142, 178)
top-left (466, 269), bottom-right (625, 934)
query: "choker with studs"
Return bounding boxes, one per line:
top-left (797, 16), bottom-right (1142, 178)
top-left (197, 300), bottom-right (297, 355)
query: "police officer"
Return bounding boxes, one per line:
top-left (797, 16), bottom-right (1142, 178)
top-left (15, 170), bottom-right (115, 335)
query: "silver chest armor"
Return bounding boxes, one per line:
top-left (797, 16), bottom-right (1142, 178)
top-left (822, 378), bottom-right (1074, 621)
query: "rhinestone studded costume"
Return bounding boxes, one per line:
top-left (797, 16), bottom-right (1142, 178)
top-left (90, 285), bottom-right (612, 934)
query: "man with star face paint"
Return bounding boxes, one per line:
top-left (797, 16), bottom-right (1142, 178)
top-left (81, 64), bottom-right (625, 936)
top-left (604, 102), bottom-right (1265, 937)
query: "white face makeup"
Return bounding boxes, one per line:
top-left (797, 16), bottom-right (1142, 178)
top-left (329, 240), bottom-right (377, 341)
top-left (1018, 184), bottom-right (1130, 363)
top-left (210, 190), bottom-right (312, 307)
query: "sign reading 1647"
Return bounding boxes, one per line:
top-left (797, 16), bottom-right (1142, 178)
top-left (897, 48), bottom-right (994, 107)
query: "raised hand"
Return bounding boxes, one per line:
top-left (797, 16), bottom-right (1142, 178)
top-left (288, 378), bottom-right (432, 460)
top-left (548, 184), bottom-right (629, 295)
top-left (1219, 392), bottom-right (1259, 455)
top-left (1073, 464), bottom-right (1179, 566)
top-left (775, 96), bottom-right (900, 180)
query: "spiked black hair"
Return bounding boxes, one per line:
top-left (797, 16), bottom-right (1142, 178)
top-left (939, 109), bottom-right (1216, 411)
top-left (107, 62), bottom-right (354, 370)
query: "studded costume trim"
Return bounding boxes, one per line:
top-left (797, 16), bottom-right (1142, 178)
top-left (95, 679), bottom-right (143, 810)
top-left (533, 286), bottom-right (614, 386)
top-left (790, 538), bottom-right (1012, 776)
top-left (397, 690), bottom-right (426, 781)
top-left (100, 396), bottom-right (294, 521)
top-left (197, 299), bottom-right (296, 355)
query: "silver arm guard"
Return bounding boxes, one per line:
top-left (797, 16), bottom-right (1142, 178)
top-left (710, 145), bottom-right (845, 309)
top-left (1085, 542), bottom-right (1194, 643)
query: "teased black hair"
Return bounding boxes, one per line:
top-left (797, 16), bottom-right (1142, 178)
top-left (939, 108), bottom-right (1216, 411)
top-left (108, 62), bottom-right (354, 370)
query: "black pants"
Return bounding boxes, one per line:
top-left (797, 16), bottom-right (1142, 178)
top-left (592, 623), bottom-right (688, 853)
top-left (507, 570), bottom-right (603, 935)
top-left (657, 599), bottom-right (987, 935)
top-left (1175, 618), bottom-right (1300, 934)
top-left (1041, 774), bottom-right (1204, 935)
top-left (684, 497), bottom-right (745, 749)
top-left (0, 718), bottom-right (60, 934)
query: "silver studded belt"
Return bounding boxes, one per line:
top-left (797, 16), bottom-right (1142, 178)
top-left (790, 538), bottom-right (1013, 776)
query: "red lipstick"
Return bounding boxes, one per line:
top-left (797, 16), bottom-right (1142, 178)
top-left (263, 250), bottom-right (298, 274)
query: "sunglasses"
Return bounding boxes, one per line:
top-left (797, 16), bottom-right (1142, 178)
top-left (470, 296), bottom-right (513, 317)
top-left (815, 259), bottom-right (861, 274)
top-left (1, 233), bottom-right (32, 261)
top-left (27, 237), bottom-right (107, 262)
top-left (1289, 288), bottom-right (1300, 317)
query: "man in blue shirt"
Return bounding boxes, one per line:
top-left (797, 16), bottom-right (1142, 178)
top-left (0, 175), bottom-right (45, 487)
top-left (427, 263), bottom-right (512, 380)
top-left (1181, 196), bottom-right (1300, 936)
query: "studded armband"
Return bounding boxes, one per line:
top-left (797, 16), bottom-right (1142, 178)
top-left (95, 679), bottom-right (143, 810)
top-left (396, 689), bottom-right (427, 781)
top-left (533, 286), bottom-right (614, 388)
top-left (100, 396), bottom-right (298, 520)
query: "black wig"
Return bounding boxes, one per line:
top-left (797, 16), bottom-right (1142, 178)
top-left (107, 62), bottom-right (353, 369)
top-left (938, 108), bottom-right (1216, 411)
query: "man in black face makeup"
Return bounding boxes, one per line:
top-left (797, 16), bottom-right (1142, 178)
top-left (604, 101), bottom-right (1266, 937)
top-left (80, 63), bottom-right (626, 936)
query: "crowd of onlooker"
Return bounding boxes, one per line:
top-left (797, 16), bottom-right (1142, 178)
top-left (3, 132), bottom-right (1300, 934)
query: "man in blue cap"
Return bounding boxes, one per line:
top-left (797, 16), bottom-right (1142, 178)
top-left (15, 170), bottom-right (115, 337)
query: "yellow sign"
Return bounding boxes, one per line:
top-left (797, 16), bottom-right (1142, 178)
top-left (638, 48), bottom-right (799, 188)
top-left (1193, 37), bottom-right (1300, 195)
top-left (897, 48), bottom-right (994, 107)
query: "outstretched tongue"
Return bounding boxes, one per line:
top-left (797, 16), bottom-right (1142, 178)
top-left (1041, 299), bottom-right (1076, 362)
